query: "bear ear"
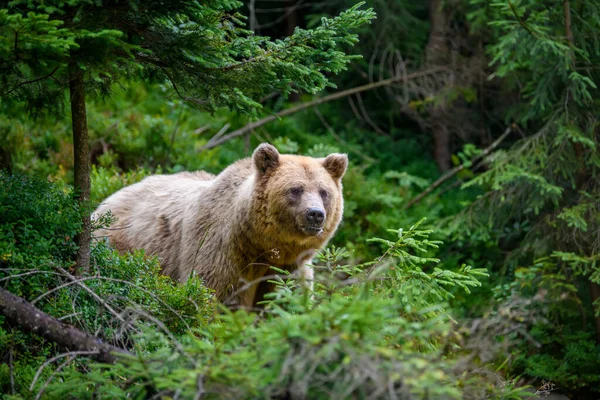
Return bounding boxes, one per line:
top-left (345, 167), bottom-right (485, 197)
top-left (323, 153), bottom-right (348, 180)
top-left (253, 143), bottom-right (280, 174)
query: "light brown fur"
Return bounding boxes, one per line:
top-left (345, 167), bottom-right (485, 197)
top-left (93, 143), bottom-right (347, 308)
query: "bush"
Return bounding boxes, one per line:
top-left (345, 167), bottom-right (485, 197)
top-left (0, 172), bottom-right (81, 267)
top-left (37, 222), bottom-right (531, 400)
top-left (0, 174), bottom-right (214, 397)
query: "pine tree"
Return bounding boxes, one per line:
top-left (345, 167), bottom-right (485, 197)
top-left (0, 0), bottom-right (375, 272)
top-left (455, 1), bottom-right (600, 387)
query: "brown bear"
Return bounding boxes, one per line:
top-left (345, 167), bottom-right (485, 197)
top-left (93, 143), bottom-right (347, 308)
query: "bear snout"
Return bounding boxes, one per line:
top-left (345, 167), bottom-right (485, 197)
top-left (300, 207), bottom-right (326, 236)
top-left (306, 208), bottom-right (325, 225)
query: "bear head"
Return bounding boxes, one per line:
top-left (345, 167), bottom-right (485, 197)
top-left (252, 143), bottom-right (348, 247)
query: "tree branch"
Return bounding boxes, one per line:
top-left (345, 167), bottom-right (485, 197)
top-left (55, 266), bottom-right (127, 324)
top-left (404, 126), bottom-right (513, 210)
top-left (1, 66), bottom-right (60, 97)
top-left (507, 0), bottom-right (538, 37)
top-left (199, 67), bottom-right (449, 151)
top-left (0, 287), bottom-right (130, 364)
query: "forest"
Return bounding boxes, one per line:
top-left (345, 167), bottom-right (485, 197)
top-left (1, 0), bottom-right (599, 399)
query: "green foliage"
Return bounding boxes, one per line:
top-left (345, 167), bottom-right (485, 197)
top-left (0, 174), bottom-right (214, 397)
top-left (0, 172), bottom-right (80, 265)
top-left (367, 219), bottom-right (488, 307)
top-left (450, 0), bottom-right (600, 392)
top-left (488, 257), bottom-right (600, 394)
top-left (86, 242), bottom-right (214, 335)
top-left (1, 0), bottom-right (375, 116)
top-left (486, 1), bottom-right (597, 122)
top-left (37, 224), bottom-right (523, 400)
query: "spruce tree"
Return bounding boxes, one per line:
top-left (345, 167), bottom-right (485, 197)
top-left (456, 1), bottom-right (600, 386)
top-left (0, 1), bottom-right (375, 272)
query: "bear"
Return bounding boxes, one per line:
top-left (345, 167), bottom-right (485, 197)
top-left (93, 143), bottom-right (348, 309)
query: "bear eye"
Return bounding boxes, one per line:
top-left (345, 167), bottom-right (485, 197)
top-left (319, 189), bottom-right (329, 199)
top-left (289, 187), bottom-right (303, 197)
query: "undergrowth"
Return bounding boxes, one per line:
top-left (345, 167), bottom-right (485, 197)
top-left (0, 174), bottom-right (528, 399)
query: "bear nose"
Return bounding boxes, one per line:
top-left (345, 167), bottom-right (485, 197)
top-left (306, 208), bottom-right (325, 225)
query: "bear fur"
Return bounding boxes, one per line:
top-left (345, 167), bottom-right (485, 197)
top-left (93, 143), bottom-right (348, 308)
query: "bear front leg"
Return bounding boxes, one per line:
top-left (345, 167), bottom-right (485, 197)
top-left (296, 250), bottom-right (316, 292)
top-left (251, 260), bottom-right (315, 308)
top-left (296, 263), bottom-right (314, 292)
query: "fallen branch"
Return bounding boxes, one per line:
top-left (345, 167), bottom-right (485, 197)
top-left (199, 67), bottom-right (449, 151)
top-left (404, 126), bottom-right (513, 210)
top-left (0, 287), bottom-right (130, 364)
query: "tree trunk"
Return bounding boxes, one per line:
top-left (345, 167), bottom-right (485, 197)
top-left (0, 287), bottom-right (129, 364)
top-left (69, 69), bottom-right (91, 273)
top-left (0, 147), bottom-right (12, 172)
top-left (432, 123), bottom-right (450, 172)
top-left (285, 0), bottom-right (300, 102)
top-left (284, 0), bottom-right (298, 37)
top-left (426, 0), bottom-right (451, 172)
top-left (591, 282), bottom-right (600, 343)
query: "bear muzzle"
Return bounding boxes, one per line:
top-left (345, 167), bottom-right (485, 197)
top-left (300, 207), bottom-right (326, 236)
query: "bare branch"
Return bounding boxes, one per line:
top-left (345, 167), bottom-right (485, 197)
top-left (404, 126), bottom-right (513, 210)
top-left (30, 274), bottom-right (193, 333)
top-left (205, 123), bottom-right (231, 148)
top-left (0, 270), bottom-right (63, 282)
top-left (31, 353), bottom-right (78, 399)
top-left (355, 93), bottom-right (389, 136)
top-left (123, 308), bottom-right (196, 366)
top-left (199, 67), bottom-right (449, 151)
top-left (313, 107), bottom-right (375, 163)
top-left (55, 266), bottom-right (127, 324)
top-left (9, 334), bottom-right (15, 395)
top-left (2, 66), bottom-right (60, 97)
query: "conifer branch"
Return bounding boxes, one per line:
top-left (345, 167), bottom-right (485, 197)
top-left (1, 66), bottom-right (60, 97)
top-left (507, 1), bottom-right (537, 37)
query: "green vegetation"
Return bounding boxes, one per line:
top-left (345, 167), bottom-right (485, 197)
top-left (1, 0), bottom-right (600, 399)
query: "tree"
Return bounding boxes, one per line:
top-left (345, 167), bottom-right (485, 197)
top-left (0, 0), bottom-right (375, 272)
top-left (449, 0), bottom-right (600, 391)
top-left (283, 0), bottom-right (490, 173)
top-left (425, 0), bottom-right (451, 171)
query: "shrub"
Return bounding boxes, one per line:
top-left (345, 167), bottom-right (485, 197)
top-left (0, 174), bottom-right (214, 397)
top-left (0, 172), bottom-right (81, 267)
top-left (39, 223), bottom-right (530, 400)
